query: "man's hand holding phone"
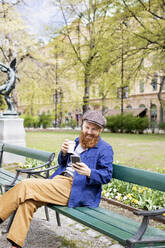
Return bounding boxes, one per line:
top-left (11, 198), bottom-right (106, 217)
top-left (71, 155), bottom-right (91, 177)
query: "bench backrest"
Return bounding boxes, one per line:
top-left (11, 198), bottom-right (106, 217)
top-left (112, 163), bottom-right (165, 192)
top-left (0, 143), bottom-right (55, 166)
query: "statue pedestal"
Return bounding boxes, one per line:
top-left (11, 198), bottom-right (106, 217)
top-left (0, 117), bottom-right (26, 164)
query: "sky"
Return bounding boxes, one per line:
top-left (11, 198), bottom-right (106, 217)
top-left (18, 0), bottom-right (64, 42)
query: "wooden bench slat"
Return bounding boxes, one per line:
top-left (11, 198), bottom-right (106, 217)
top-left (49, 205), bottom-right (165, 247)
top-left (0, 168), bottom-right (18, 176)
top-left (0, 168), bottom-right (23, 185)
top-left (77, 207), bottom-right (136, 235)
top-left (113, 164), bottom-right (165, 192)
top-left (48, 205), bottom-right (133, 244)
top-left (0, 168), bottom-right (22, 179)
top-left (1, 143), bottom-right (54, 162)
top-left (80, 207), bottom-right (165, 238)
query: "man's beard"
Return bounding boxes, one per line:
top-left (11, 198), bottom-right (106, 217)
top-left (79, 131), bottom-right (99, 149)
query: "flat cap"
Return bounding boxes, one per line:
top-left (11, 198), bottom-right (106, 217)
top-left (82, 110), bottom-right (107, 128)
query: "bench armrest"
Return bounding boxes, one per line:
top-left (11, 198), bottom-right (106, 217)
top-left (126, 207), bottom-right (165, 246)
top-left (16, 161), bottom-right (50, 173)
top-left (9, 163), bottom-right (59, 185)
top-left (133, 208), bottom-right (165, 217)
top-left (16, 164), bottom-right (59, 176)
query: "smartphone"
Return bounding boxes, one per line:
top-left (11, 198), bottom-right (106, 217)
top-left (70, 155), bottom-right (81, 163)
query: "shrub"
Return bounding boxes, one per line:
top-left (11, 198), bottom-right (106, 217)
top-left (135, 117), bottom-right (149, 134)
top-left (122, 114), bottom-right (136, 133)
top-left (159, 122), bottom-right (165, 130)
top-left (68, 119), bottom-right (77, 129)
top-left (106, 114), bottom-right (149, 133)
top-left (106, 115), bottom-right (123, 133)
top-left (33, 116), bottom-right (40, 128)
top-left (22, 115), bottom-right (40, 128)
top-left (60, 123), bottom-right (66, 128)
top-left (39, 113), bottom-right (53, 128)
top-left (23, 115), bottom-right (34, 128)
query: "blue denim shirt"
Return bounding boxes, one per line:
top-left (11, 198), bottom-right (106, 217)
top-left (50, 136), bottom-right (113, 208)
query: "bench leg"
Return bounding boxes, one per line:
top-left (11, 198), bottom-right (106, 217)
top-left (2, 211), bottom-right (16, 234)
top-left (125, 245), bottom-right (134, 248)
top-left (55, 211), bottom-right (61, 226)
top-left (44, 206), bottom-right (49, 221)
top-left (0, 185), bottom-right (3, 194)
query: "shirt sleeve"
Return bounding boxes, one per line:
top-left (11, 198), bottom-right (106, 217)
top-left (58, 151), bottom-right (69, 166)
top-left (87, 145), bottom-right (113, 185)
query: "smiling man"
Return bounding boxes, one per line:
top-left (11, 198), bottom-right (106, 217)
top-left (0, 110), bottom-right (113, 248)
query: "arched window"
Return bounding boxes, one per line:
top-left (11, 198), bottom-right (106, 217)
top-left (160, 76), bottom-right (165, 90)
top-left (139, 80), bottom-right (144, 93)
top-left (126, 105), bottom-right (132, 109)
top-left (151, 74), bottom-right (158, 91)
top-left (150, 104), bottom-right (157, 122)
top-left (139, 104), bottom-right (145, 109)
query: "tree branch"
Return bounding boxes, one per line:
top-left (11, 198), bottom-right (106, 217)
top-left (137, 0), bottom-right (165, 20)
top-left (58, 0), bottom-right (84, 66)
top-left (122, 0), bottom-right (146, 29)
top-left (0, 47), bottom-right (9, 62)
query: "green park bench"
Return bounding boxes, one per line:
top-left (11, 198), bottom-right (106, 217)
top-left (0, 142), bottom-right (55, 231)
top-left (48, 164), bottom-right (165, 248)
top-left (0, 143), bottom-right (165, 247)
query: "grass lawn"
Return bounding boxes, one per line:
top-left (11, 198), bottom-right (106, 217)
top-left (26, 130), bottom-right (165, 171)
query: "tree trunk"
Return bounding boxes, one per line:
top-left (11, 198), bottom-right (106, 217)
top-left (83, 73), bottom-right (90, 113)
top-left (158, 76), bottom-right (165, 123)
top-left (101, 94), bottom-right (106, 115)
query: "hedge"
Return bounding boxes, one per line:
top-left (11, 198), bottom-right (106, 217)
top-left (106, 114), bottom-right (149, 133)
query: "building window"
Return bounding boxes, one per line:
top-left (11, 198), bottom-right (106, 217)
top-left (117, 86), bottom-right (128, 98)
top-left (151, 74), bottom-right (158, 91)
top-left (139, 80), bottom-right (144, 93)
top-left (160, 76), bottom-right (165, 90)
top-left (150, 104), bottom-right (157, 123)
top-left (126, 105), bottom-right (132, 109)
top-left (139, 104), bottom-right (145, 109)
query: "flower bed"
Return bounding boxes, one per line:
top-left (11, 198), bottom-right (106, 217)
top-left (102, 171), bottom-right (165, 211)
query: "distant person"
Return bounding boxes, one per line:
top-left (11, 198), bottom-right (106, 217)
top-left (0, 110), bottom-right (113, 248)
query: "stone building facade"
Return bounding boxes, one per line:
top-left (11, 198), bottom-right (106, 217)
top-left (90, 75), bottom-right (165, 126)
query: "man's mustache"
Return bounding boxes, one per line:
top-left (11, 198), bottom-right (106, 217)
top-left (85, 133), bottom-right (95, 138)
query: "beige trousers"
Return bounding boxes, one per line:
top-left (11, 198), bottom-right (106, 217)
top-left (0, 175), bottom-right (73, 247)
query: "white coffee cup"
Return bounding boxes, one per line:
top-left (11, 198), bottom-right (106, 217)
top-left (68, 141), bottom-right (76, 154)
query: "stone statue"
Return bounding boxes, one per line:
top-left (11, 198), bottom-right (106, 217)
top-left (0, 58), bottom-right (17, 115)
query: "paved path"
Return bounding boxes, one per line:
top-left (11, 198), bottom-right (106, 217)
top-left (0, 206), bottom-right (124, 248)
